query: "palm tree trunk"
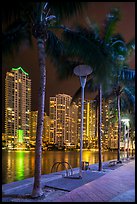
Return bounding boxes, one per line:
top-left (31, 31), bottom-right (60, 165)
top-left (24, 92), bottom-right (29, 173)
top-left (98, 84), bottom-right (102, 171)
top-left (117, 94), bottom-right (121, 162)
top-left (32, 38), bottom-right (46, 198)
top-left (127, 127), bottom-right (129, 159)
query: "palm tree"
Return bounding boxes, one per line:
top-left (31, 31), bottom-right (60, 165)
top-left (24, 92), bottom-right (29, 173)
top-left (105, 33), bottom-right (135, 161)
top-left (2, 2), bottom-right (87, 198)
top-left (106, 66), bottom-right (135, 161)
top-left (54, 8), bottom-right (124, 171)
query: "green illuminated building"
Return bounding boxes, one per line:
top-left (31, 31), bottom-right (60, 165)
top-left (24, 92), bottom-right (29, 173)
top-left (5, 67), bottom-right (31, 149)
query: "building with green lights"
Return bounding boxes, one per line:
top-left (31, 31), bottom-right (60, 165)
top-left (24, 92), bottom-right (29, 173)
top-left (5, 67), bottom-right (31, 149)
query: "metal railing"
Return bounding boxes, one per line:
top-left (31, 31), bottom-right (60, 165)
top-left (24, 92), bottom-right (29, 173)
top-left (51, 161), bottom-right (73, 176)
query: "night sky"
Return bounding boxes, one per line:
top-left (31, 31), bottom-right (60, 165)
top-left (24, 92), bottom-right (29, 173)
top-left (2, 2), bottom-right (135, 132)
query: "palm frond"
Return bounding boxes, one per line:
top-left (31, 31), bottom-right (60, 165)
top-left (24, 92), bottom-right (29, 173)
top-left (103, 8), bottom-right (120, 43)
top-left (126, 39), bottom-right (135, 58)
top-left (109, 34), bottom-right (127, 61)
top-left (48, 2), bottom-right (88, 20)
top-left (85, 17), bottom-right (100, 39)
top-left (46, 30), bottom-right (65, 59)
top-left (62, 27), bottom-right (115, 84)
top-left (46, 31), bottom-right (82, 79)
top-left (62, 28), bottom-right (103, 65)
top-left (123, 87), bottom-right (135, 106)
top-left (55, 59), bottom-right (81, 80)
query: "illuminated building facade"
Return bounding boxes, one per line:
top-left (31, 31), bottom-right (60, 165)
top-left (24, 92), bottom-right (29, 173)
top-left (5, 67), bottom-right (31, 149)
top-left (70, 102), bottom-right (78, 146)
top-left (30, 111), bottom-right (38, 147)
top-left (30, 111), bottom-right (51, 147)
top-left (77, 99), bottom-right (96, 148)
top-left (43, 113), bottom-right (51, 145)
top-left (101, 99), bottom-right (109, 149)
top-left (77, 98), bottom-right (119, 150)
top-left (2, 133), bottom-right (6, 147)
top-left (49, 94), bottom-right (78, 147)
top-left (107, 100), bottom-right (118, 149)
top-left (108, 122), bottom-right (118, 149)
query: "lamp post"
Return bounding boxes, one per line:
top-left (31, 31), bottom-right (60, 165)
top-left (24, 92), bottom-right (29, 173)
top-left (121, 118), bottom-right (130, 160)
top-left (74, 65), bottom-right (92, 178)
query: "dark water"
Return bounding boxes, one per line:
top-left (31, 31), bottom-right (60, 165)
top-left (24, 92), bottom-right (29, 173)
top-left (2, 149), bottom-right (123, 184)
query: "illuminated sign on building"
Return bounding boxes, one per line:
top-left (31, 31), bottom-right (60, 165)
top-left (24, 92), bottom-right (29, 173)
top-left (17, 129), bottom-right (24, 143)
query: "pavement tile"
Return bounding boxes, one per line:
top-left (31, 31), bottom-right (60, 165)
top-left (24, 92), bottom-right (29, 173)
top-left (44, 170), bottom-right (105, 191)
top-left (55, 193), bottom-right (74, 202)
top-left (109, 189), bottom-right (135, 202)
top-left (88, 183), bottom-right (114, 200)
top-left (53, 160), bottom-right (135, 202)
top-left (2, 159), bottom-right (135, 202)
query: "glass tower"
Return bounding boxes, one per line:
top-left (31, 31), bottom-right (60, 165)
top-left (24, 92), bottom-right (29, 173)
top-left (5, 67), bottom-right (31, 149)
top-left (49, 94), bottom-right (78, 147)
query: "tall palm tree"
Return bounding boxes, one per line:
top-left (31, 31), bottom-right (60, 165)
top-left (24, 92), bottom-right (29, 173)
top-left (2, 2), bottom-right (87, 198)
top-left (106, 66), bottom-right (135, 161)
top-left (54, 8), bottom-right (124, 171)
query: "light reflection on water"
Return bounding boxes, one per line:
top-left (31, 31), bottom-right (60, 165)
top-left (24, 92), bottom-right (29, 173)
top-left (2, 149), bottom-right (123, 184)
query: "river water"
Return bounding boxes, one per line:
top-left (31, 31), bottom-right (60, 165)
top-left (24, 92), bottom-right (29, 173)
top-left (2, 149), bottom-right (123, 184)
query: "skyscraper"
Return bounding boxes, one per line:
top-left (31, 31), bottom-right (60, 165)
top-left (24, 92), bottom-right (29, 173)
top-left (77, 99), bottom-right (96, 148)
top-left (5, 67), bottom-right (31, 149)
top-left (49, 94), bottom-right (78, 147)
top-left (30, 111), bottom-right (51, 148)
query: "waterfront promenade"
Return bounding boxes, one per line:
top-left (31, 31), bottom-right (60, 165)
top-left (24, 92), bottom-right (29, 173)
top-left (2, 158), bottom-right (135, 202)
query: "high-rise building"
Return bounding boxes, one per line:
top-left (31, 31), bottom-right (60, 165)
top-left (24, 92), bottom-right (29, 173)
top-left (70, 102), bottom-right (78, 146)
top-left (5, 67), bottom-right (31, 149)
top-left (107, 99), bottom-right (118, 149)
top-left (102, 99), bottom-right (109, 149)
top-left (30, 111), bottom-right (51, 148)
top-left (49, 94), bottom-right (78, 147)
top-left (43, 113), bottom-right (51, 145)
top-left (30, 111), bottom-right (38, 147)
top-left (77, 99), bottom-right (96, 148)
top-left (108, 122), bottom-right (118, 149)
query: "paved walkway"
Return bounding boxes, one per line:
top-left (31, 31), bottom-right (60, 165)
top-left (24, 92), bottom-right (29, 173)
top-left (53, 160), bottom-right (135, 202)
top-left (2, 159), bottom-right (135, 202)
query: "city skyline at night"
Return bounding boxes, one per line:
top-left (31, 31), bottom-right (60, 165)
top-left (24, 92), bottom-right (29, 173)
top-left (3, 67), bottom-right (131, 151)
top-left (2, 2), bottom-right (135, 132)
top-left (2, 3), bottom-right (135, 201)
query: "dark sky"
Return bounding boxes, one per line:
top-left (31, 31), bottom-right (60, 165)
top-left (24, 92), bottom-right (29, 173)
top-left (2, 2), bottom-right (135, 132)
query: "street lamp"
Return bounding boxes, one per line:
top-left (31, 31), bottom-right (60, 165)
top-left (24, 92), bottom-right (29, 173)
top-left (74, 65), bottom-right (92, 178)
top-left (121, 118), bottom-right (130, 159)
